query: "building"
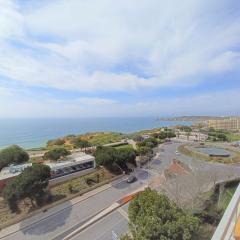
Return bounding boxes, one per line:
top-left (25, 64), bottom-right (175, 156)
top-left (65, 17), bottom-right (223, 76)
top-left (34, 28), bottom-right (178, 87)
top-left (0, 152), bottom-right (95, 191)
top-left (175, 130), bottom-right (208, 141)
top-left (208, 117), bottom-right (240, 130)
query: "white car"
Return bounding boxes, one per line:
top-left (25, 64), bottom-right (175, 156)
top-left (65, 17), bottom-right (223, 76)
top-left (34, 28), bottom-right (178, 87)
top-left (175, 151), bottom-right (180, 155)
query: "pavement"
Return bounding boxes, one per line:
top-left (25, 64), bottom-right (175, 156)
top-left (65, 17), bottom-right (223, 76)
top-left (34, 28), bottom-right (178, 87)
top-left (0, 167), bottom-right (152, 240)
top-left (70, 141), bottom-right (240, 240)
top-left (1, 140), bottom-right (240, 240)
top-left (70, 203), bottom-right (130, 240)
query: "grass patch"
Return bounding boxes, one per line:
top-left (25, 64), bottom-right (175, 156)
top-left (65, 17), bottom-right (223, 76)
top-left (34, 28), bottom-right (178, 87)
top-left (51, 168), bottom-right (114, 196)
top-left (218, 183), bottom-right (238, 210)
top-left (225, 133), bottom-right (240, 142)
top-left (87, 132), bottom-right (125, 146)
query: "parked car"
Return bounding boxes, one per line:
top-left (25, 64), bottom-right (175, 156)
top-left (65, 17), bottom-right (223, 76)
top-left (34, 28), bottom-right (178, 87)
top-left (127, 175), bottom-right (137, 183)
top-left (175, 151), bottom-right (180, 155)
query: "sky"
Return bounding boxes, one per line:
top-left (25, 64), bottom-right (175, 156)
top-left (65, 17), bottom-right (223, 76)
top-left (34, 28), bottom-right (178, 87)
top-left (0, 0), bottom-right (240, 118)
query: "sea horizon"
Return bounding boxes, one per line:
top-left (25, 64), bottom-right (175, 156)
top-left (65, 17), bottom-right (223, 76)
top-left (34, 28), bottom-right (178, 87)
top-left (0, 117), bottom-right (191, 149)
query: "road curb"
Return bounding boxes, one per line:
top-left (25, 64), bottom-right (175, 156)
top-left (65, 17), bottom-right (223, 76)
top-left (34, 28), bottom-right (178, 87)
top-left (62, 186), bottom-right (146, 240)
top-left (0, 183), bottom-right (113, 239)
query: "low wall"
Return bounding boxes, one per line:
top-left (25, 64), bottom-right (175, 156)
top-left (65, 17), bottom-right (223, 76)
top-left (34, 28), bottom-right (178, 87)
top-left (49, 168), bottom-right (95, 186)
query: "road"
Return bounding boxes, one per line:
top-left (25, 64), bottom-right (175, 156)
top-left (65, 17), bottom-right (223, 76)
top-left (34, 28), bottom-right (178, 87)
top-left (69, 141), bottom-right (240, 240)
top-left (0, 162), bottom-right (160, 240)
top-left (70, 203), bottom-right (130, 240)
top-left (1, 141), bottom-right (240, 240)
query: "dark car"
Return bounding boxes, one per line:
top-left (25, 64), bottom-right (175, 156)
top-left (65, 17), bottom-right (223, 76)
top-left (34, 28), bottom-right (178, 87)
top-left (127, 175), bottom-right (137, 183)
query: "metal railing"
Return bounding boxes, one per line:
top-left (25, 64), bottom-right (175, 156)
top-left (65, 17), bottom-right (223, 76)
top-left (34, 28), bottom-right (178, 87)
top-left (211, 183), bottom-right (240, 240)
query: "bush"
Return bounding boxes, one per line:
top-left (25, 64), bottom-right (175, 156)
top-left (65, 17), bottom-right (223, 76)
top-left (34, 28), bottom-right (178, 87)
top-left (71, 139), bottom-right (91, 149)
top-left (47, 138), bottom-right (65, 147)
top-left (128, 188), bottom-right (199, 240)
top-left (3, 164), bottom-right (51, 212)
top-left (0, 145), bottom-right (29, 170)
top-left (136, 137), bottom-right (158, 148)
top-left (43, 147), bottom-right (70, 161)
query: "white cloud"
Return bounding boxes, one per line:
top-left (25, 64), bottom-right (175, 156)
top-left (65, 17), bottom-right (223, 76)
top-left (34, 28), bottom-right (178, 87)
top-left (0, 86), bottom-right (239, 118)
top-left (208, 51), bottom-right (240, 73)
top-left (0, 0), bottom-right (23, 39)
top-left (0, 0), bottom-right (239, 93)
top-left (0, 0), bottom-right (239, 118)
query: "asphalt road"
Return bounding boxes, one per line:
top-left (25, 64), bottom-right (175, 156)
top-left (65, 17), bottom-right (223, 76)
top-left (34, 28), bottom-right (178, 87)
top-left (68, 141), bottom-right (240, 240)
top-left (1, 141), bottom-right (240, 240)
top-left (71, 204), bottom-right (130, 240)
top-left (0, 164), bottom-right (158, 240)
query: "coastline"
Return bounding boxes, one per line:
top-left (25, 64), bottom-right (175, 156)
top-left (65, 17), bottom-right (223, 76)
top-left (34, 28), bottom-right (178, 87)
top-left (0, 118), bottom-right (192, 149)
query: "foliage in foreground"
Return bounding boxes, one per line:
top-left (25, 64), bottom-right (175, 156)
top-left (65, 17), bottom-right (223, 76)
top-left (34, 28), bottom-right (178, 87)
top-left (127, 188), bottom-right (199, 240)
top-left (0, 145), bottom-right (29, 170)
top-left (3, 164), bottom-right (51, 212)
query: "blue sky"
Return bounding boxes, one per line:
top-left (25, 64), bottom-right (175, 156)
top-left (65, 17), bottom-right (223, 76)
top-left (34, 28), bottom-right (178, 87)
top-left (0, 0), bottom-right (240, 117)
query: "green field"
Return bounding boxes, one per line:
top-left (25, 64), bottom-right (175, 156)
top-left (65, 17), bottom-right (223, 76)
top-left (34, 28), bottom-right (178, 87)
top-left (88, 132), bottom-right (125, 145)
top-left (226, 133), bottom-right (240, 142)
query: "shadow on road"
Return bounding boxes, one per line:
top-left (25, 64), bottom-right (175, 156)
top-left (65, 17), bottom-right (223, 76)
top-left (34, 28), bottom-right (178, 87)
top-left (151, 159), bottom-right (161, 165)
top-left (20, 200), bottom-right (72, 236)
top-left (112, 180), bottom-right (129, 190)
top-left (136, 170), bottom-right (152, 180)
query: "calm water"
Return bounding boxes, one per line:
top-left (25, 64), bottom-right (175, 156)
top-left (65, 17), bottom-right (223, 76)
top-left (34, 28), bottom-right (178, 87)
top-left (0, 118), bottom-right (191, 149)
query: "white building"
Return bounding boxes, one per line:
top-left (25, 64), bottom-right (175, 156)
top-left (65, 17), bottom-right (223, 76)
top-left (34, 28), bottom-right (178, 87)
top-left (0, 152), bottom-right (96, 190)
top-left (176, 130), bottom-right (208, 141)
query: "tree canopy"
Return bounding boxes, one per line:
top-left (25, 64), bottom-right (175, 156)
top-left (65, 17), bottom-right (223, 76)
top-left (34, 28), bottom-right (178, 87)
top-left (0, 145), bottom-right (29, 170)
top-left (43, 147), bottom-right (70, 161)
top-left (178, 126), bottom-right (192, 132)
top-left (127, 188), bottom-right (199, 240)
top-left (136, 137), bottom-right (158, 149)
top-left (153, 130), bottom-right (176, 139)
top-left (94, 146), bottom-right (136, 172)
top-left (3, 164), bottom-right (51, 212)
top-left (71, 139), bottom-right (92, 149)
top-left (208, 132), bottom-right (228, 142)
top-left (47, 138), bottom-right (65, 147)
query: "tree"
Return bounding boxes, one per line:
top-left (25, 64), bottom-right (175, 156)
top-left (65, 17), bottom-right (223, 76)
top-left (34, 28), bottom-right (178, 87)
top-left (2, 181), bottom-right (20, 212)
top-left (71, 139), bottom-right (91, 149)
top-left (94, 146), bottom-right (116, 168)
top-left (94, 146), bottom-right (136, 172)
top-left (3, 164), bottom-right (51, 212)
top-left (178, 126), bottom-right (192, 132)
top-left (0, 145), bottom-right (29, 170)
top-left (127, 188), bottom-right (199, 240)
top-left (43, 147), bottom-right (70, 161)
top-left (136, 138), bottom-right (158, 149)
top-left (115, 148), bottom-right (136, 169)
top-left (47, 138), bottom-right (65, 147)
top-left (120, 235), bottom-right (132, 240)
top-left (138, 146), bottom-right (152, 156)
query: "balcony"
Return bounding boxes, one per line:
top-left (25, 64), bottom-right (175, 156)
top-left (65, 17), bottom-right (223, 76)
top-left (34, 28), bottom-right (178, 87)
top-left (211, 183), bottom-right (240, 240)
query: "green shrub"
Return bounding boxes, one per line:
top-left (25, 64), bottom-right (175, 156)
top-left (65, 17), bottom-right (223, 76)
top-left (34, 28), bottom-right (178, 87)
top-left (0, 145), bottom-right (29, 170)
top-left (43, 147), bottom-right (70, 161)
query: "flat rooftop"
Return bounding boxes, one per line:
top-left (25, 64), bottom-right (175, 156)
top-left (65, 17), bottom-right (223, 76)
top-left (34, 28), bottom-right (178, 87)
top-left (47, 152), bottom-right (95, 170)
top-left (0, 152), bottom-right (95, 181)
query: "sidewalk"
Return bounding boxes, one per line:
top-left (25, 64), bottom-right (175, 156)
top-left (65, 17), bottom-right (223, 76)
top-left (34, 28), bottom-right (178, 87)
top-left (63, 185), bottom-right (146, 240)
top-left (0, 183), bottom-right (112, 239)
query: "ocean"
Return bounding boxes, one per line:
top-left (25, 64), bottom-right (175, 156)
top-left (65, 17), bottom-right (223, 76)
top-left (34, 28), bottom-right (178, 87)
top-left (0, 118), bottom-right (191, 149)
